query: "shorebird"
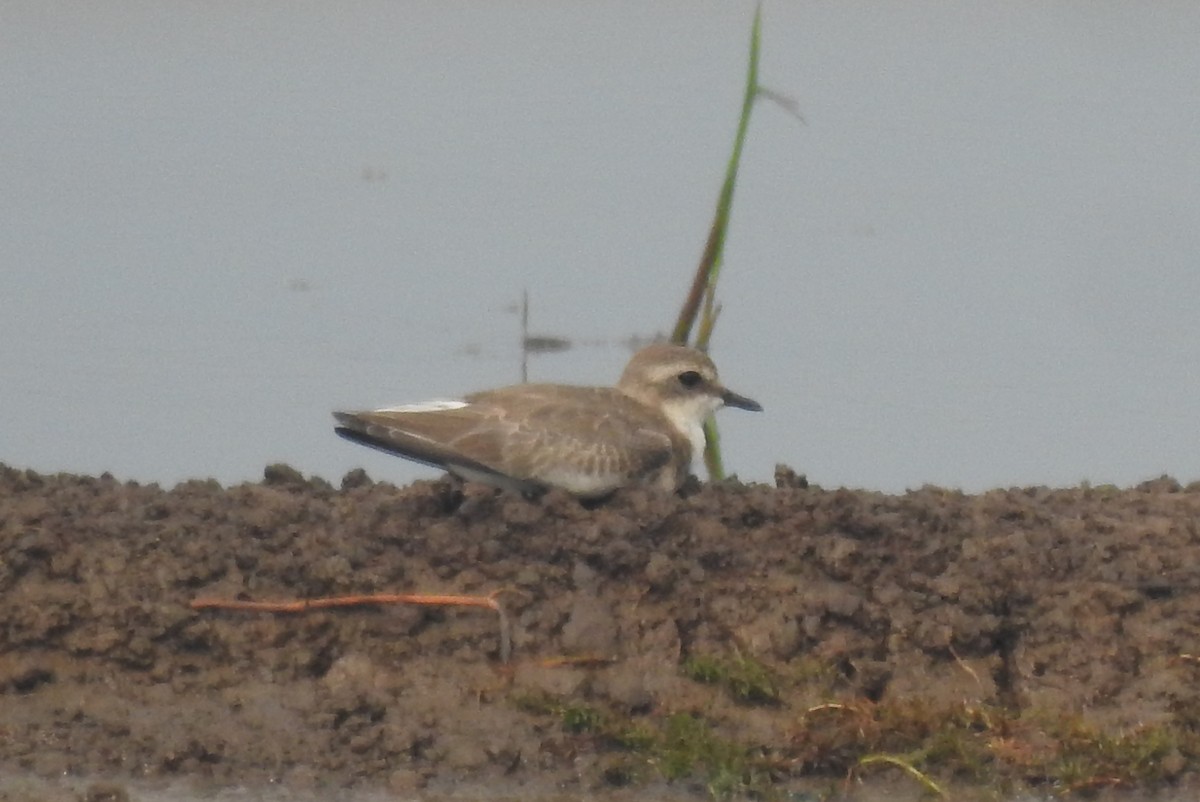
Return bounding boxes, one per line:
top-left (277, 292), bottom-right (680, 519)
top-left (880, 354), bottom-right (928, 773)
top-left (333, 343), bottom-right (762, 498)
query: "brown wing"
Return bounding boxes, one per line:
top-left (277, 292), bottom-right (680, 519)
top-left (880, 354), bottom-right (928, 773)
top-left (332, 403), bottom-right (541, 495)
top-left (470, 386), bottom-right (683, 495)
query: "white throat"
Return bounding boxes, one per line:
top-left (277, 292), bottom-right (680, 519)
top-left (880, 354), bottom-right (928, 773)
top-left (659, 396), bottom-right (722, 463)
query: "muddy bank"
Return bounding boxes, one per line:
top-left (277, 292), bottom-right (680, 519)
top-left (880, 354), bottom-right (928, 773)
top-left (2, 463), bottom-right (1200, 799)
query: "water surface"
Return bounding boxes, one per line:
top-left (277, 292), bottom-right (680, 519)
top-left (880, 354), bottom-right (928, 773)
top-left (4, 2), bottom-right (1200, 493)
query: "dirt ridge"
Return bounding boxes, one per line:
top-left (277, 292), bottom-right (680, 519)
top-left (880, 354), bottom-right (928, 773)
top-left (2, 463), bottom-right (1199, 797)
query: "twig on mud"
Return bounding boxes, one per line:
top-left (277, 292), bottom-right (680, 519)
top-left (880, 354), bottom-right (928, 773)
top-left (538, 655), bottom-right (619, 669)
top-left (857, 754), bottom-right (946, 798)
top-left (190, 589), bottom-right (515, 663)
top-left (948, 645), bottom-right (983, 691)
top-left (804, 701), bottom-right (857, 716)
top-left (1066, 775), bottom-right (1125, 794)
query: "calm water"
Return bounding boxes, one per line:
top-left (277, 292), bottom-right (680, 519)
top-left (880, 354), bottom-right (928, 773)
top-left (4, 1), bottom-right (1200, 494)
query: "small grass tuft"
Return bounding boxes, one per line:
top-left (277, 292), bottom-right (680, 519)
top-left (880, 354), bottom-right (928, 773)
top-left (682, 650), bottom-right (781, 706)
top-left (562, 704), bottom-right (604, 734)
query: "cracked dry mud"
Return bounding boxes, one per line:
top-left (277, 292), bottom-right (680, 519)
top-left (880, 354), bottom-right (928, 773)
top-left (2, 463), bottom-right (1200, 800)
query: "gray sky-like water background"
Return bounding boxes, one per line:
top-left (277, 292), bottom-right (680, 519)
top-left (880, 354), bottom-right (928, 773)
top-left (4, 1), bottom-right (1200, 495)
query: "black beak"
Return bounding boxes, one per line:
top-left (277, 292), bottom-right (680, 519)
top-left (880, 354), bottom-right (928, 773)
top-left (721, 388), bottom-right (763, 412)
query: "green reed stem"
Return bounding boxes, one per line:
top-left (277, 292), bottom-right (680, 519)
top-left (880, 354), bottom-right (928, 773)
top-left (670, 4), bottom-right (762, 480)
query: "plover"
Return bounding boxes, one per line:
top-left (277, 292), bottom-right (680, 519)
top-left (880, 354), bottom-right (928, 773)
top-left (333, 343), bottom-right (762, 498)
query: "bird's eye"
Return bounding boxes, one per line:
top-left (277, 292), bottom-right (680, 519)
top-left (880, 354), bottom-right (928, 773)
top-left (678, 370), bottom-right (702, 388)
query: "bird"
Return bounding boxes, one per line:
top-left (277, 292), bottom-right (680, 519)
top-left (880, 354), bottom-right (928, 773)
top-left (333, 343), bottom-right (762, 499)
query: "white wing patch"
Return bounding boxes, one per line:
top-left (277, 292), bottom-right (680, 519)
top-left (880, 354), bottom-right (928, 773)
top-left (377, 399), bottom-right (469, 413)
